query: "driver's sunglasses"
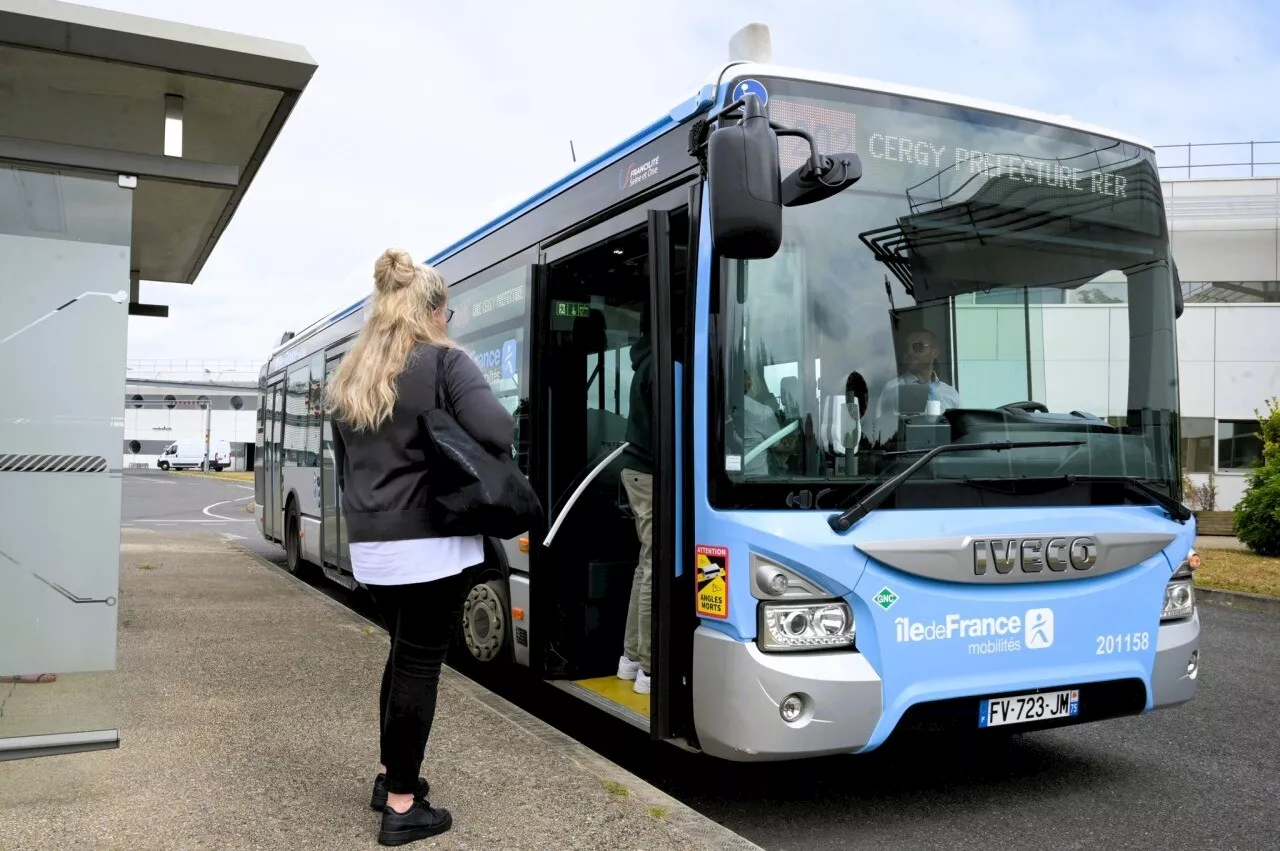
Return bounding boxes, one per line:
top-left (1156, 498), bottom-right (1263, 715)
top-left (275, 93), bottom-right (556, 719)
top-left (908, 340), bottom-right (936, 353)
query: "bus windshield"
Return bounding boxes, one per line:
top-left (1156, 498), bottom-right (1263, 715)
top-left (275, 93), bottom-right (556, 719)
top-left (718, 78), bottom-right (1179, 510)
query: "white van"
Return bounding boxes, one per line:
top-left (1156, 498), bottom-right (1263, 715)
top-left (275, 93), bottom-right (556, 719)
top-left (156, 439), bottom-right (232, 472)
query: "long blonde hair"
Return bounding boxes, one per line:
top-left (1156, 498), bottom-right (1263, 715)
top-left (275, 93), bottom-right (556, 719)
top-left (324, 248), bottom-right (453, 432)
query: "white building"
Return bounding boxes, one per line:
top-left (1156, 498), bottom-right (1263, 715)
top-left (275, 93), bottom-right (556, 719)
top-left (1164, 170), bottom-right (1280, 509)
top-left (123, 360), bottom-right (260, 471)
top-left (923, 167), bottom-right (1278, 511)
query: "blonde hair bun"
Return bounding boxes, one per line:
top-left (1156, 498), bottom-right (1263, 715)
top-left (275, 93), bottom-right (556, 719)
top-left (324, 248), bottom-right (455, 431)
top-left (374, 248), bottom-right (417, 293)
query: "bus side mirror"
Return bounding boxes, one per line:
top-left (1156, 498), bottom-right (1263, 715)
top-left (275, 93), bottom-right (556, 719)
top-left (707, 92), bottom-right (782, 260)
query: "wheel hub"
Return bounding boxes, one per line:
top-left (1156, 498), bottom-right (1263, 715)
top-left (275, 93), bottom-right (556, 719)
top-left (462, 581), bottom-right (506, 662)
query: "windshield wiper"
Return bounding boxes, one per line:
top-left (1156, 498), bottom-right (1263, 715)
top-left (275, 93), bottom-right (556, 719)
top-left (1042, 474), bottom-right (1191, 524)
top-left (961, 474), bottom-right (1192, 524)
top-left (827, 440), bottom-right (1085, 533)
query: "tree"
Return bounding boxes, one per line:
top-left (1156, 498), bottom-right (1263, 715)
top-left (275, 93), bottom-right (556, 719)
top-left (1257, 396), bottom-right (1280, 465)
top-left (1076, 288), bottom-right (1123, 305)
top-left (1182, 472), bottom-right (1217, 511)
top-left (1234, 397), bottom-right (1280, 556)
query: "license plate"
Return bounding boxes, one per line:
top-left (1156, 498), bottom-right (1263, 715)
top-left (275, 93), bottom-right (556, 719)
top-left (979, 689), bottom-right (1079, 728)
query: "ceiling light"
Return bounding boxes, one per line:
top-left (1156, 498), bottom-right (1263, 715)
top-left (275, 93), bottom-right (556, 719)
top-left (164, 94), bottom-right (184, 158)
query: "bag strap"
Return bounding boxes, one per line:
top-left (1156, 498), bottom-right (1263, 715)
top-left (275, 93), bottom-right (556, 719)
top-left (433, 345), bottom-right (450, 414)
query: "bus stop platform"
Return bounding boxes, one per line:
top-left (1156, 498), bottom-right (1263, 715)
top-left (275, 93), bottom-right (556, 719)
top-left (0, 529), bottom-right (758, 850)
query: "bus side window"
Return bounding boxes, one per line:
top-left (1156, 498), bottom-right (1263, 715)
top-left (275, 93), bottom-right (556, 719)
top-left (446, 261), bottom-right (532, 475)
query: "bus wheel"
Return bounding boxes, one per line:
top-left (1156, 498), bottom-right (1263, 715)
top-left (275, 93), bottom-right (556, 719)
top-left (459, 567), bottom-right (510, 665)
top-left (284, 503), bottom-right (303, 575)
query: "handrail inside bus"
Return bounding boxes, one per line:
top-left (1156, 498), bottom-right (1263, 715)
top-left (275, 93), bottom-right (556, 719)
top-left (745, 420), bottom-right (800, 465)
top-left (543, 442), bottom-right (631, 547)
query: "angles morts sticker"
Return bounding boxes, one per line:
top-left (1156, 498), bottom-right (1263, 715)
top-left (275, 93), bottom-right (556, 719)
top-left (695, 545), bottom-right (729, 619)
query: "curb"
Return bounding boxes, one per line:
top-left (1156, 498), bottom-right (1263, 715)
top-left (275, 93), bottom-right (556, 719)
top-left (1196, 586), bottom-right (1280, 616)
top-left (171, 470), bottom-right (255, 483)
top-left (225, 538), bottom-right (764, 851)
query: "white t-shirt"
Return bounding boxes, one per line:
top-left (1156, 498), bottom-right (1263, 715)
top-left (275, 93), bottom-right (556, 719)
top-left (350, 536), bottom-right (484, 587)
top-left (869, 372), bottom-right (961, 445)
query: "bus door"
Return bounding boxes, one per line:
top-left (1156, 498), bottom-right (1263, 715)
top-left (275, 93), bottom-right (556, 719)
top-left (645, 205), bottom-right (694, 745)
top-left (532, 195), bottom-right (691, 741)
top-left (264, 379), bottom-right (283, 541)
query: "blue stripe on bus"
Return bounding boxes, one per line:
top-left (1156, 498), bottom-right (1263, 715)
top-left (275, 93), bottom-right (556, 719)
top-left (321, 84), bottom-right (718, 329)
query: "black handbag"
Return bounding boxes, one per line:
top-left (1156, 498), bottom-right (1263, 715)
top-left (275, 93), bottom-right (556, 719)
top-left (421, 346), bottom-right (543, 539)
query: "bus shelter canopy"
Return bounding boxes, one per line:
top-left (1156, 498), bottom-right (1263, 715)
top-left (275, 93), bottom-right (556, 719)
top-left (0, 0), bottom-right (316, 300)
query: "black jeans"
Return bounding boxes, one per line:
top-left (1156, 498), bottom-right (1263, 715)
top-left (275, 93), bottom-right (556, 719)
top-left (366, 572), bottom-right (465, 794)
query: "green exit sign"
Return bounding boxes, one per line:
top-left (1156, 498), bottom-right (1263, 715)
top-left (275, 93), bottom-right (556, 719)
top-left (553, 300), bottom-right (591, 319)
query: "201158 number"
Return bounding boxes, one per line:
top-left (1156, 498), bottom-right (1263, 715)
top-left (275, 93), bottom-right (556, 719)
top-left (1096, 632), bottom-right (1150, 654)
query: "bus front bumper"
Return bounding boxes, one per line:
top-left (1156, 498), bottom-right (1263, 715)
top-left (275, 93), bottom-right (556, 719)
top-left (691, 626), bottom-right (881, 761)
top-left (1150, 607), bottom-right (1200, 710)
top-left (692, 608), bottom-right (1200, 761)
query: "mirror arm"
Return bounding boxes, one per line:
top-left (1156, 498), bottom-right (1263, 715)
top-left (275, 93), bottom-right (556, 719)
top-left (689, 96), bottom-right (755, 174)
top-left (692, 94), bottom-right (786, 151)
top-left (772, 126), bottom-right (824, 173)
top-left (711, 97), bottom-right (749, 123)
top-left (695, 114), bottom-right (828, 176)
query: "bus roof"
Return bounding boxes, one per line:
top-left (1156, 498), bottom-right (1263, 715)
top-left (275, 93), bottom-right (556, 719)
top-left (268, 61), bottom-right (1152, 364)
top-left (721, 62), bottom-right (1153, 152)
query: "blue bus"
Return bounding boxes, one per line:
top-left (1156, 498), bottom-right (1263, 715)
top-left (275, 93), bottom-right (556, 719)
top-left (256, 44), bottom-right (1200, 760)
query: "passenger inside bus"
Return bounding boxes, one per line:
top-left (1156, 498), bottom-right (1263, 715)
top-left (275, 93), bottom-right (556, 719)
top-left (741, 370), bottom-right (781, 476)
top-left (845, 370), bottom-right (869, 421)
top-left (842, 370), bottom-right (871, 453)
top-left (778, 375), bottom-right (801, 421)
top-left (618, 302), bottom-right (654, 695)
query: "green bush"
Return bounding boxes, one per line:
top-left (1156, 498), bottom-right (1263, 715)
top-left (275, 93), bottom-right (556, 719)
top-left (1234, 464), bottom-right (1280, 556)
top-left (1234, 397), bottom-right (1280, 556)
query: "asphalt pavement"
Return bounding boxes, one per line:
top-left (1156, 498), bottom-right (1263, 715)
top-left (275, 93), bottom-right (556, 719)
top-left (121, 470), bottom-right (257, 539)
top-left (125, 472), bottom-right (1279, 851)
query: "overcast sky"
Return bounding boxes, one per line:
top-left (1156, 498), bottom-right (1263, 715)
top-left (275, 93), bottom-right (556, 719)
top-left (100, 0), bottom-right (1280, 362)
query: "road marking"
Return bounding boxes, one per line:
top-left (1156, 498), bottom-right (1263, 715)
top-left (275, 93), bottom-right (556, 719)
top-left (125, 476), bottom-right (174, 485)
top-left (132, 519), bottom-right (242, 524)
top-left (202, 495), bottom-right (255, 522)
top-left (235, 485), bottom-right (254, 491)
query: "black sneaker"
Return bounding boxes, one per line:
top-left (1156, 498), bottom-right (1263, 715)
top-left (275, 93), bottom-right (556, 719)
top-left (369, 774), bottom-right (430, 811)
top-left (378, 799), bottom-right (453, 846)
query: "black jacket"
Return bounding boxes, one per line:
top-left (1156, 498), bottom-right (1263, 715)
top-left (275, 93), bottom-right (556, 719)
top-left (620, 335), bottom-right (654, 474)
top-left (332, 343), bottom-right (514, 543)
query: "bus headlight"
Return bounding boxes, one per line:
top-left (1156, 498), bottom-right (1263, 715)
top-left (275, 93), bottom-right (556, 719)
top-left (758, 600), bottom-right (855, 651)
top-left (1162, 553), bottom-right (1197, 621)
top-left (1162, 578), bottom-right (1195, 621)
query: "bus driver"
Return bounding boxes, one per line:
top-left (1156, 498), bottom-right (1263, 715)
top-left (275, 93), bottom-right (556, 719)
top-left (869, 328), bottom-right (961, 446)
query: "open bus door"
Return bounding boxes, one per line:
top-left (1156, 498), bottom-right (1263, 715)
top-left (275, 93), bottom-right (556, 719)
top-left (646, 206), bottom-right (695, 745)
top-left (530, 195), bottom-right (694, 746)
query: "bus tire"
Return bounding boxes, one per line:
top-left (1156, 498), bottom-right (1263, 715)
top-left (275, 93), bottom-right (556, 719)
top-left (457, 564), bottom-right (511, 667)
top-left (284, 501), bottom-right (304, 576)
